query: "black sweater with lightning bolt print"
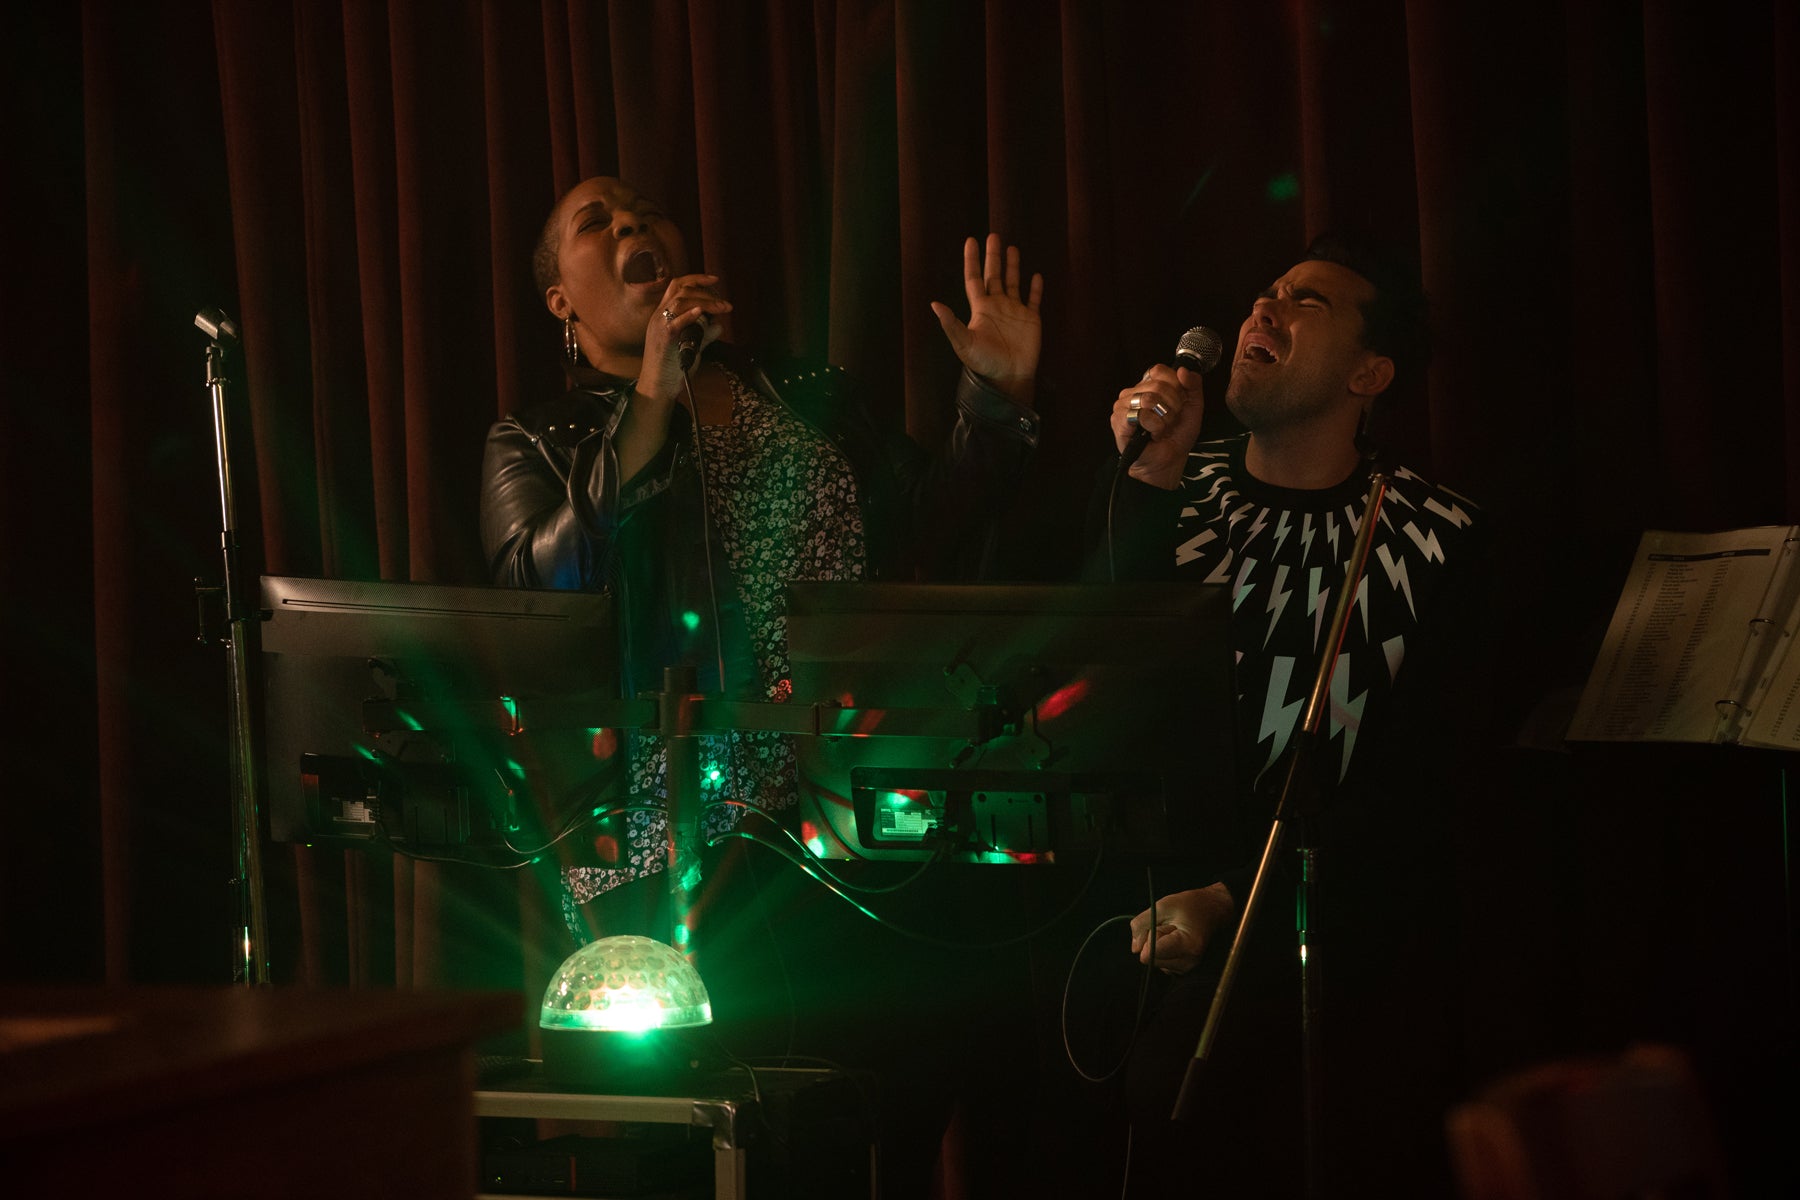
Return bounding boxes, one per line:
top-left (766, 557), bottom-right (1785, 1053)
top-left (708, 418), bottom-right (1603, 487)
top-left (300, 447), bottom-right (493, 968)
top-left (1097, 432), bottom-right (1494, 1200)
top-left (1174, 436), bottom-right (1481, 790)
top-left (1092, 432), bottom-right (1487, 908)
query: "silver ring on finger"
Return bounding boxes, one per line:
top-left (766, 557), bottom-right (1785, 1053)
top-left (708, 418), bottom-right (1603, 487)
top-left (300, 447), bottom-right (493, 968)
top-left (1153, 402), bottom-right (1170, 419)
top-left (661, 308), bottom-right (676, 323)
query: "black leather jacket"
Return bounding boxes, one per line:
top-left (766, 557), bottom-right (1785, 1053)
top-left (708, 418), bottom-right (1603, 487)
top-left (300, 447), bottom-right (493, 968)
top-left (479, 343), bottom-right (1040, 698)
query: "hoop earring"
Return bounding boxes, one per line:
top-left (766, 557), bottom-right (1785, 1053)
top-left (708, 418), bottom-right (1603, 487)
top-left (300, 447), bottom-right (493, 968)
top-left (564, 316), bottom-right (580, 366)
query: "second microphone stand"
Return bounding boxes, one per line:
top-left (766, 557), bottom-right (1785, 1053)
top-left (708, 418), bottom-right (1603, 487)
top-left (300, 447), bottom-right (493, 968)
top-left (1171, 461), bottom-right (1392, 1199)
top-left (195, 307), bottom-right (271, 986)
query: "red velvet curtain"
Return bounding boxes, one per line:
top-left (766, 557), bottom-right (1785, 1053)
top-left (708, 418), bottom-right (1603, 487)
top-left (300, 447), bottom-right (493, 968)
top-left (4, 0), bottom-right (1796, 1112)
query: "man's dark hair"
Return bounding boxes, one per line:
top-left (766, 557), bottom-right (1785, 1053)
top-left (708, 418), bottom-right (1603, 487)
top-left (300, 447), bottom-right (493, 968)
top-left (1303, 232), bottom-right (1432, 397)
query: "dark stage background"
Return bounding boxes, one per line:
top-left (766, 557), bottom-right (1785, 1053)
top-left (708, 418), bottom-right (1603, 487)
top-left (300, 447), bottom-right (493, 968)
top-left (2, 0), bottom-right (1796, 1191)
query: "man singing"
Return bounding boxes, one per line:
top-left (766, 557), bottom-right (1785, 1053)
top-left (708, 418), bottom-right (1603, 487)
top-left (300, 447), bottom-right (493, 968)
top-left (1096, 234), bottom-right (1488, 1197)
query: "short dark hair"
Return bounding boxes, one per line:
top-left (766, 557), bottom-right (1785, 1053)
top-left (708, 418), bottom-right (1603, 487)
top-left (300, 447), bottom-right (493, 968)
top-left (1303, 232), bottom-right (1432, 396)
top-left (531, 204), bottom-right (563, 298)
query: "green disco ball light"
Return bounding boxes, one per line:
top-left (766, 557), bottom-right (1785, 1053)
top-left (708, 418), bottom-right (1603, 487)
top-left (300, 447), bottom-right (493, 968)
top-left (540, 935), bottom-right (714, 1033)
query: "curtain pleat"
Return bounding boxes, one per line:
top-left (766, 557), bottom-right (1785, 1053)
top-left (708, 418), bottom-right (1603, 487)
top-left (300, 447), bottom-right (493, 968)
top-left (83, 4), bottom-right (140, 988)
top-left (1644, 3), bottom-right (1787, 531)
top-left (895, 0), bottom-right (984, 451)
top-left (296, 0), bottom-right (379, 584)
top-left (825, 2), bottom-right (902, 422)
top-left (81, 0), bottom-right (240, 986)
top-left (481, 1), bottom-right (556, 427)
top-left (1782, 1), bottom-right (1800, 518)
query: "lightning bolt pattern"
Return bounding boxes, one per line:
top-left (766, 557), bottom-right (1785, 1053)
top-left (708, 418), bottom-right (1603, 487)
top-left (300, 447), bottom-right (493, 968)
top-left (1175, 526), bottom-right (1217, 567)
top-left (1424, 494), bottom-right (1474, 529)
top-left (1328, 652), bottom-right (1368, 780)
top-left (1258, 655), bottom-right (1308, 773)
top-left (1405, 520), bottom-right (1447, 563)
top-left (1382, 634), bottom-right (1406, 682)
top-left (1270, 509), bottom-right (1293, 557)
top-left (1376, 543), bottom-right (1417, 619)
top-left (1232, 555), bottom-right (1260, 612)
top-left (1168, 437), bottom-right (1481, 784)
top-left (1263, 563), bottom-right (1293, 648)
top-left (1242, 505), bottom-right (1272, 555)
top-left (1309, 571), bottom-right (1331, 649)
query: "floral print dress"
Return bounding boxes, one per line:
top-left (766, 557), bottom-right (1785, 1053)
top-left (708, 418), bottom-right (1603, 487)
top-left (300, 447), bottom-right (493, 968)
top-left (562, 368), bottom-right (867, 931)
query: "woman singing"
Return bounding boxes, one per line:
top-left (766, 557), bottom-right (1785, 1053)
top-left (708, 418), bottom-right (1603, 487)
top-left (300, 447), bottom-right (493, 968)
top-left (479, 176), bottom-right (1044, 941)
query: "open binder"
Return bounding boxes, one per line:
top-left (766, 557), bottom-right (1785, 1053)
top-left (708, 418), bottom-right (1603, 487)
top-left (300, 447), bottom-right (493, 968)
top-left (1567, 526), bottom-right (1800, 747)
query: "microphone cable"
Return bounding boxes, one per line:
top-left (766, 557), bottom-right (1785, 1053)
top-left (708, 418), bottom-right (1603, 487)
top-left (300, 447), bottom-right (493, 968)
top-left (1105, 451), bottom-right (1130, 582)
top-left (680, 360), bottom-right (731, 696)
top-left (1061, 864), bottom-right (1162, 1084)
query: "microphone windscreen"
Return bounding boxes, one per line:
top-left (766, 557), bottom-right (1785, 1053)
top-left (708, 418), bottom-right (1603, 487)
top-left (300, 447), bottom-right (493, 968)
top-left (1174, 326), bottom-right (1223, 374)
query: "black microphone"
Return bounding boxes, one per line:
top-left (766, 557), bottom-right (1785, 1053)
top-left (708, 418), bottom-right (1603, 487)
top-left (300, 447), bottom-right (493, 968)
top-left (677, 322), bottom-right (703, 371)
top-left (1118, 326), bottom-right (1223, 470)
top-left (676, 308), bottom-right (725, 373)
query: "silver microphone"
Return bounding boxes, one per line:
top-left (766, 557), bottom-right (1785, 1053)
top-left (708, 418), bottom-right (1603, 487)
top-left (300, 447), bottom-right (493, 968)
top-left (194, 308), bottom-right (240, 343)
top-left (1120, 326), bottom-right (1222, 469)
top-left (1173, 325), bottom-right (1223, 374)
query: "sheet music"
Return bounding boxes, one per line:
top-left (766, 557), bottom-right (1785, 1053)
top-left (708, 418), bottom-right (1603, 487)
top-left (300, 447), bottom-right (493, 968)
top-left (1739, 645), bottom-right (1800, 749)
top-left (1567, 526), bottom-right (1794, 743)
top-left (1726, 531), bottom-right (1800, 746)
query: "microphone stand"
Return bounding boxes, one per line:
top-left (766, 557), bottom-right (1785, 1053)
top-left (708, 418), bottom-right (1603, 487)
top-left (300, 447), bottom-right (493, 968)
top-left (1171, 461), bottom-right (1392, 1199)
top-left (194, 308), bottom-right (271, 985)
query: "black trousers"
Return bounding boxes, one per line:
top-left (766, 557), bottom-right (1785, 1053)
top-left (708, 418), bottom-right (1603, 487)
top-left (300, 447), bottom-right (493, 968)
top-left (1121, 920), bottom-right (1460, 1198)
